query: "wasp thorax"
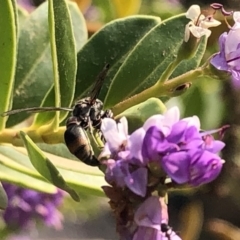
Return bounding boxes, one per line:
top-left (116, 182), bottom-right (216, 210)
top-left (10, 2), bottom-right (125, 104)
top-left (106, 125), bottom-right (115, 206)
top-left (66, 116), bottom-right (79, 126)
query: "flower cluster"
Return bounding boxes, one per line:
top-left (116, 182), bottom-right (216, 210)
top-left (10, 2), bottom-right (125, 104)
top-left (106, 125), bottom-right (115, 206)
top-left (2, 183), bottom-right (64, 231)
top-left (100, 107), bottom-right (225, 239)
top-left (211, 11), bottom-right (240, 87)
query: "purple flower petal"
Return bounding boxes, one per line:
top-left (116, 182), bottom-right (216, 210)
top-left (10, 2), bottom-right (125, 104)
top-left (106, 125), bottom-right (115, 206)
top-left (125, 167), bottom-right (148, 197)
top-left (133, 227), bottom-right (162, 240)
top-left (210, 33), bottom-right (229, 71)
top-left (134, 196), bottom-right (162, 229)
top-left (2, 183), bottom-right (64, 230)
top-left (189, 150), bottom-right (223, 186)
top-left (161, 151), bottom-right (190, 184)
top-left (166, 121), bottom-right (188, 143)
top-left (142, 127), bottom-right (176, 163)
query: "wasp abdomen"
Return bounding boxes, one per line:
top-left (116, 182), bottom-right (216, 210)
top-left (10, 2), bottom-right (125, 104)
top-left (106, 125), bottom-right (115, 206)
top-left (64, 121), bottom-right (99, 166)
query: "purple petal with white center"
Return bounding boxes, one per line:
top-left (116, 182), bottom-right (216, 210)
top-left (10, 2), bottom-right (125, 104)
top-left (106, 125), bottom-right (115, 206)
top-left (161, 151), bottom-right (190, 184)
top-left (143, 107), bottom-right (180, 136)
top-left (125, 167), bottom-right (148, 197)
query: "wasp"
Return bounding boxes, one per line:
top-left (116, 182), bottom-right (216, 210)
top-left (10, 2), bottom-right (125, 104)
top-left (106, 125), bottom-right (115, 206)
top-left (2, 64), bottom-right (113, 166)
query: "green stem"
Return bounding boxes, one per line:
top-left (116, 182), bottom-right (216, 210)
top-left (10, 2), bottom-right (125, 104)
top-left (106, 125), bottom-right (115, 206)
top-left (112, 67), bottom-right (204, 115)
top-left (158, 57), bottom-right (181, 83)
top-left (0, 126), bottom-right (65, 146)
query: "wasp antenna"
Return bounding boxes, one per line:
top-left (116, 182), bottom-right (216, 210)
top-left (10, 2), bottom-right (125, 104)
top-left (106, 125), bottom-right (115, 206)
top-left (89, 63), bottom-right (110, 104)
top-left (1, 107), bottom-right (73, 117)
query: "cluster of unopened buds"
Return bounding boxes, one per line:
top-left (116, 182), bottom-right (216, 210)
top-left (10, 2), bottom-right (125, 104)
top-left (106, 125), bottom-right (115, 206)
top-left (100, 107), bottom-right (225, 239)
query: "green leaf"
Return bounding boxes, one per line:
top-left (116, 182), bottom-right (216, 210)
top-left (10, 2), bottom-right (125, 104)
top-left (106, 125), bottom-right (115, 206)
top-left (0, 150), bottom-right (43, 179)
top-left (36, 143), bottom-right (104, 176)
top-left (0, 182), bottom-right (8, 210)
top-left (56, 168), bottom-right (106, 197)
top-left (0, 164), bottom-right (57, 193)
top-left (11, 0), bottom-right (18, 37)
top-left (17, 6), bottom-right (29, 26)
top-left (7, 2), bottom-right (52, 127)
top-left (76, 15), bottom-right (161, 102)
top-left (33, 0), bottom-right (78, 127)
top-left (20, 131), bottom-right (80, 201)
top-left (0, 0), bottom-right (17, 130)
top-left (104, 14), bottom-right (207, 108)
top-left (116, 98), bottom-right (166, 132)
top-left (0, 145), bottom-right (105, 196)
top-left (7, 2), bottom-right (87, 127)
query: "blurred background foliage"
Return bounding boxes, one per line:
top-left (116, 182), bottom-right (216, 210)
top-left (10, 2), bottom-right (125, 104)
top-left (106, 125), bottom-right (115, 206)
top-left (2, 0), bottom-right (240, 239)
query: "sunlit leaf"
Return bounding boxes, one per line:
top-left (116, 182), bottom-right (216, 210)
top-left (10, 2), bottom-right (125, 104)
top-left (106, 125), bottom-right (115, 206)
top-left (0, 164), bottom-right (57, 194)
top-left (20, 131), bottom-right (80, 201)
top-left (0, 0), bottom-right (17, 130)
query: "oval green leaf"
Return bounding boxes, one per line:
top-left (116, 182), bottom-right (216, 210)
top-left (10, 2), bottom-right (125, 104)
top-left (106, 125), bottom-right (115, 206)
top-left (44, 0), bottom-right (76, 128)
top-left (75, 15), bottom-right (161, 102)
top-left (20, 131), bottom-right (80, 201)
top-left (7, 2), bottom-right (87, 127)
top-left (104, 14), bottom-right (207, 108)
top-left (0, 0), bottom-right (17, 130)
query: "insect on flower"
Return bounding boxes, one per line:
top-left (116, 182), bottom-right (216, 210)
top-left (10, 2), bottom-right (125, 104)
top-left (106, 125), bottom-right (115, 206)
top-left (1, 64), bottom-right (113, 166)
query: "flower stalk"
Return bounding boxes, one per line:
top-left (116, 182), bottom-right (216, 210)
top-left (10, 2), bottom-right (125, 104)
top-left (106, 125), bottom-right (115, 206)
top-left (112, 68), bottom-right (204, 115)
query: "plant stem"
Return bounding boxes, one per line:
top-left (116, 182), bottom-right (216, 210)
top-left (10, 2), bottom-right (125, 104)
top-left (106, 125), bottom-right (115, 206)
top-left (112, 68), bottom-right (204, 115)
top-left (0, 126), bottom-right (65, 146)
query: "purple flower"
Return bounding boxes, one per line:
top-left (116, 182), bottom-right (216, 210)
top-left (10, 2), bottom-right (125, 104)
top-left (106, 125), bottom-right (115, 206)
top-left (100, 106), bottom-right (225, 239)
top-left (142, 116), bottom-right (225, 186)
top-left (133, 196), bottom-right (182, 240)
top-left (2, 183), bottom-right (64, 231)
top-left (211, 11), bottom-right (240, 87)
top-left (101, 106), bottom-right (225, 190)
